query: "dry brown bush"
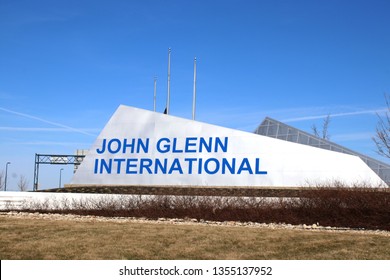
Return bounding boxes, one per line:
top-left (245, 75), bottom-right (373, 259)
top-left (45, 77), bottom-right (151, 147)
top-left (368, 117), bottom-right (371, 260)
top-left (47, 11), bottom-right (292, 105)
top-left (6, 183), bottom-right (390, 231)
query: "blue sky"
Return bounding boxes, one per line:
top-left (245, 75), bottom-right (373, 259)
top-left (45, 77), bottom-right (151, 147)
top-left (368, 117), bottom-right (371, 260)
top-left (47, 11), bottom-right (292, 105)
top-left (1, 0), bottom-right (390, 190)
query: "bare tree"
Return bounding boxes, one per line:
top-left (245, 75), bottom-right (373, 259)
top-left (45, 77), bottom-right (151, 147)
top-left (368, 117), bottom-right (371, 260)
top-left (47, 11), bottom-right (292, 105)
top-left (312, 114), bottom-right (331, 140)
top-left (0, 171), bottom-right (4, 191)
top-left (373, 94), bottom-right (390, 158)
top-left (17, 175), bottom-right (29, 192)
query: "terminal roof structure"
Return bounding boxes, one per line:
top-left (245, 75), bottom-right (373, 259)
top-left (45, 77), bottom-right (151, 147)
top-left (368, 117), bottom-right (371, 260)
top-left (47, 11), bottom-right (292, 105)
top-left (255, 117), bottom-right (390, 184)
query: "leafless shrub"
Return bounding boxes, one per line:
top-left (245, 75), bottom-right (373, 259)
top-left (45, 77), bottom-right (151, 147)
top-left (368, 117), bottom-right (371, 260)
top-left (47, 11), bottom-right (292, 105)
top-left (17, 175), bottom-right (29, 191)
top-left (373, 93), bottom-right (390, 158)
top-left (59, 197), bottom-right (71, 210)
top-left (0, 171), bottom-right (4, 191)
top-left (8, 182), bottom-right (390, 231)
top-left (312, 114), bottom-right (331, 140)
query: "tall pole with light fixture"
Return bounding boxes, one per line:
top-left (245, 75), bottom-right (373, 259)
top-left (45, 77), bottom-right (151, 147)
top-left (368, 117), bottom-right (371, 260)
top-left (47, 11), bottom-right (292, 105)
top-left (153, 76), bottom-right (157, 112)
top-left (192, 57), bottom-right (197, 120)
top-left (166, 48), bottom-right (171, 115)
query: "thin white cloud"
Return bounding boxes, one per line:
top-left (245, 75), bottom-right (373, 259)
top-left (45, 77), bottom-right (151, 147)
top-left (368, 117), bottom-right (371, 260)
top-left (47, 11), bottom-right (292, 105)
top-left (197, 105), bottom-right (388, 132)
top-left (282, 108), bottom-right (387, 123)
top-left (0, 107), bottom-right (97, 137)
top-left (0, 127), bottom-right (99, 133)
top-left (16, 141), bottom-right (90, 146)
top-left (332, 132), bottom-right (375, 142)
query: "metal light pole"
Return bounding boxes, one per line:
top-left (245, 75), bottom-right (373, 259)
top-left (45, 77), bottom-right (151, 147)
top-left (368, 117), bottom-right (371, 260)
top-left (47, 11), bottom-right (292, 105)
top-left (153, 76), bottom-right (157, 112)
top-left (5, 162), bottom-right (11, 191)
top-left (192, 57), bottom-right (197, 120)
top-left (166, 48), bottom-right (171, 115)
top-left (59, 168), bottom-right (64, 188)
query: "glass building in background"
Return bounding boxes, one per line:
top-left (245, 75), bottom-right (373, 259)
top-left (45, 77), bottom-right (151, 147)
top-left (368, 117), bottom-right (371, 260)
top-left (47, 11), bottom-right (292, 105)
top-left (255, 117), bottom-right (390, 184)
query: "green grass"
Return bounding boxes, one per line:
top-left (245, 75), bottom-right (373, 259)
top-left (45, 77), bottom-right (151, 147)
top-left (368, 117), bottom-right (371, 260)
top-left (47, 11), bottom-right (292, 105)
top-left (1, 216), bottom-right (389, 260)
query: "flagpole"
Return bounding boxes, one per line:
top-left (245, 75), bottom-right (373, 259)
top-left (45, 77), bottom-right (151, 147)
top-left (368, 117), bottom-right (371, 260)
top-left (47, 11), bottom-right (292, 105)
top-left (166, 48), bottom-right (171, 115)
top-left (192, 57), bottom-right (197, 120)
top-left (153, 76), bottom-right (157, 112)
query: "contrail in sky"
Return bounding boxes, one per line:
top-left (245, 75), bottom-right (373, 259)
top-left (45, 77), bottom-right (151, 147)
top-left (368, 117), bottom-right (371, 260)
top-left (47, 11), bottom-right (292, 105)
top-left (282, 108), bottom-right (388, 123)
top-left (0, 107), bottom-right (97, 137)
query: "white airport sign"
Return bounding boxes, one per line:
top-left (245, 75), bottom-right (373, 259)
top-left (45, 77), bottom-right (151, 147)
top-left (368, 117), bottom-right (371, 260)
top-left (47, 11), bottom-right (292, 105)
top-left (70, 105), bottom-right (384, 187)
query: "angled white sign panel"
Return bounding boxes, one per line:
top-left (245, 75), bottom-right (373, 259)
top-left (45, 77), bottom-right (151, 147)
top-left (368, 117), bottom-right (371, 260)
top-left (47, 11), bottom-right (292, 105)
top-left (70, 105), bottom-right (384, 187)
